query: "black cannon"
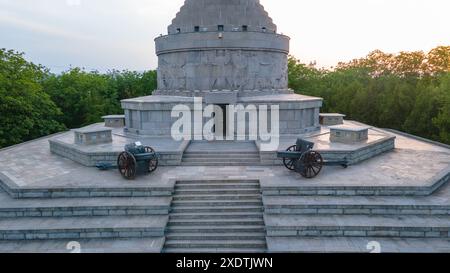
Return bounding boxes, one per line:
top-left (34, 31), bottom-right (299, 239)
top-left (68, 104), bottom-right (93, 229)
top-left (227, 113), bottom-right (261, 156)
top-left (117, 142), bottom-right (159, 180)
top-left (277, 138), bottom-right (348, 178)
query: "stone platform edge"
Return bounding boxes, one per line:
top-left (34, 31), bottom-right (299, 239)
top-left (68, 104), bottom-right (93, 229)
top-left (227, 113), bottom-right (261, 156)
top-left (49, 139), bottom-right (185, 167)
top-left (260, 133), bottom-right (396, 166)
top-left (260, 165), bottom-right (450, 197)
top-left (0, 172), bottom-right (175, 199)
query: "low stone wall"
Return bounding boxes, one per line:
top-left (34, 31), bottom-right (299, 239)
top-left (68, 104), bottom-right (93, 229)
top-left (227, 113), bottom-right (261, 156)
top-left (260, 136), bottom-right (395, 166)
top-left (49, 140), bottom-right (183, 167)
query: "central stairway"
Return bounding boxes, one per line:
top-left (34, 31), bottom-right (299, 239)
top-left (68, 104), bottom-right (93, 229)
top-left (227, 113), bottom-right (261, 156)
top-left (181, 141), bottom-right (261, 166)
top-left (163, 180), bottom-right (267, 253)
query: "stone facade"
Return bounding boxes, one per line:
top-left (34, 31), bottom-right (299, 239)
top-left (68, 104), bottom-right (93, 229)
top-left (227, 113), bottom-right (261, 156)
top-left (121, 0), bottom-right (323, 138)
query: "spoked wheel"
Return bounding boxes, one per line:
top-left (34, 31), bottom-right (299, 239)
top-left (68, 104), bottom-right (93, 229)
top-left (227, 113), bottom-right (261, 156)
top-left (144, 146), bottom-right (159, 173)
top-left (117, 151), bottom-right (137, 180)
top-left (283, 145), bottom-right (298, 171)
top-left (300, 151), bottom-right (323, 179)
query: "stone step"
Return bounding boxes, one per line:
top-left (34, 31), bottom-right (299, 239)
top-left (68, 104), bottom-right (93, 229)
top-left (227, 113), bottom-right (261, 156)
top-left (172, 200), bottom-right (263, 207)
top-left (0, 215), bottom-right (167, 240)
top-left (174, 189), bottom-right (261, 195)
top-left (266, 237), bottom-right (450, 253)
top-left (163, 247), bottom-right (265, 253)
top-left (183, 152), bottom-right (259, 156)
top-left (180, 162), bottom-right (262, 166)
top-left (168, 219), bottom-right (264, 226)
top-left (176, 180), bottom-right (260, 185)
top-left (0, 195), bottom-right (171, 218)
top-left (181, 158), bottom-right (261, 165)
top-left (175, 183), bottom-right (260, 190)
top-left (263, 196), bottom-right (450, 216)
top-left (0, 238), bottom-right (166, 253)
top-left (171, 206), bottom-right (264, 213)
top-left (265, 215), bottom-right (450, 238)
top-left (167, 225), bottom-right (266, 233)
top-left (163, 239), bottom-right (267, 249)
top-left (166, 232), bottom-right (267, 241)
top-left (182, 154), bottom-right (260, 159)
top-left (170, 212), bottom-right (264, 220)
top-left (173, 194), bottom-right (262, 201)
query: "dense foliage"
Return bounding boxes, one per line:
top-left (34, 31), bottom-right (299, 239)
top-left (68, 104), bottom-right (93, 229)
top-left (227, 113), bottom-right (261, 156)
top-left (0, 46), bottom-right (449, 148)
top-left (288, 46), bottom-right (450, 144)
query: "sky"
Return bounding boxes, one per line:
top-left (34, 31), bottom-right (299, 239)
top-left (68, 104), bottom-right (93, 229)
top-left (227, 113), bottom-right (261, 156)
top-left (0, 0), bottom-right (449, 73)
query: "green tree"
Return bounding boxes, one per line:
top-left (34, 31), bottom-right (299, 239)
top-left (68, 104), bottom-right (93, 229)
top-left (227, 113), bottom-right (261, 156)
top-left (0, 49), bottom-right (65, 148)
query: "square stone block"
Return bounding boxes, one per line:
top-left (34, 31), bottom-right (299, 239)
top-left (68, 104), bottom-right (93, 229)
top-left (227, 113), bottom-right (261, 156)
top-left (74, 127), bottom-right (112, 145)
top-left (102, 115), bottom-right (125, 128)
top-left (320, 113), bottom-right (345, 126)
top-left (329, 124), bottom-right (370, 144)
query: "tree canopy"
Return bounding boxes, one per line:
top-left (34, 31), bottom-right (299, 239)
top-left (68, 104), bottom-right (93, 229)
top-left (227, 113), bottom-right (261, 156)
top-left (0, 46), bottom-right (449, 149)
top-left (288, 46), bottom-right (450, 144)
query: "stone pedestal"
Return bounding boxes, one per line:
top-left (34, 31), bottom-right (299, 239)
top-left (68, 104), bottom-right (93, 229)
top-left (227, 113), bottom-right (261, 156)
top-left (74, 127), bottom-right (112, 145)
top-left (320, 113), bottom-right (346, 126)
top-left (329, 125), bottom-right (370, 144)
top-left (102, 115), bottom-right (125, 128)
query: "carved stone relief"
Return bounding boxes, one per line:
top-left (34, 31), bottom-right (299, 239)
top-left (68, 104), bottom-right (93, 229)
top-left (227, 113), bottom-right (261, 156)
top-left (157, 50), bottom-right (288, 93)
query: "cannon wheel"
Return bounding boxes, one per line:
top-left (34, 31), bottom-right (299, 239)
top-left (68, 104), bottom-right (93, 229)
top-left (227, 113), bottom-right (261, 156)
top-left (283, 145), bottom-right (298, 171)
top-left (144, 146), bottom-right (159, 173)
top-left (117, 151), bottom-right (137, 180)
top-left (300, 151), bottom-right (323, 179)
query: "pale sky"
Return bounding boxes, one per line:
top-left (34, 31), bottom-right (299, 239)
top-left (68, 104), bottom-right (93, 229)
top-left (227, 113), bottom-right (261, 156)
top-left (1, 0), bottom-right (449, 73)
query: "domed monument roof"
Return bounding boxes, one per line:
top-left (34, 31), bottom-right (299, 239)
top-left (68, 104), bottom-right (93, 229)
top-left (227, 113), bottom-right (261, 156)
top-left (168, 0), bottom-right (277, 34)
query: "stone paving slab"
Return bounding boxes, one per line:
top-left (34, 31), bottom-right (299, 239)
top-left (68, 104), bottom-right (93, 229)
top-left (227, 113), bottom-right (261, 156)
top-left (0, 238), bottom-right (165, 253)
top-left (265, 214), bottom-right (450, 228)
top-left (0, 126), bottom-right (449, 197)
top-left (266, 237), bottom-right (450, 253)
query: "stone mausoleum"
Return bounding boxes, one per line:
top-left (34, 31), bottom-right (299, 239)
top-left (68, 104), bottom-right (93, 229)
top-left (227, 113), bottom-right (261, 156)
top-left (0, 0), bottom-right (449, 254)
top-left (121, 0), bottom-right (322, 138)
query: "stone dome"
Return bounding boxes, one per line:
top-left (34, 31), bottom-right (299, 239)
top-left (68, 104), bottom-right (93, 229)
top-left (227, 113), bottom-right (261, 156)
top-left (168, 0), bottom-right (277, 34)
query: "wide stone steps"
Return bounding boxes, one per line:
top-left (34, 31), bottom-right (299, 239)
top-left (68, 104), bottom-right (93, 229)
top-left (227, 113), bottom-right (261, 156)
top-left (174, 189), bottom-right (261, 195)
top-left (163, 179), bottom-right (267, 253)
top-left (175, 183), bottom-right (260, 190)
top-left (0, 215), bottom-right (168, 240)
top-left (181, 151), bottom-right (261, 166)
top-left (173, 194), bottom-right (262, 201)
top-left (172, 200), bottom-right (263, 207)
top-left (169, 212), bottom-right (264, 220)
top-left (163, 247), bottom-right (265, 253)
top-left (168, 219), bottom-right (265, 226)
top-left (166, 232), bottom-right (267, 240)
top-left (264, 195), bottom-right (450, 216)
top-left (265, 214), bottom-right (450, 238)
top-left (163, 240), bottom-right (267, 249)
top-left (171, 206), bottom-right (264, 213)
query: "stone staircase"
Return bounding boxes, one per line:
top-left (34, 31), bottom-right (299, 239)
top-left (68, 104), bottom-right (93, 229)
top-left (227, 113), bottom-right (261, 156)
top-left (181, 151), bottom-right (261, 166)
top-left (181, 141), bottom-right (261, 166)
top-left (163, 180), bottom-right (267, 253)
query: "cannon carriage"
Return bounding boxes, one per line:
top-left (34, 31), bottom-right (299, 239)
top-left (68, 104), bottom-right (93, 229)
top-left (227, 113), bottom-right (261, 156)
top-left (277, 138), bottom-right (348, 179)
top-left (117, 142), bottom-right (159, 180)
